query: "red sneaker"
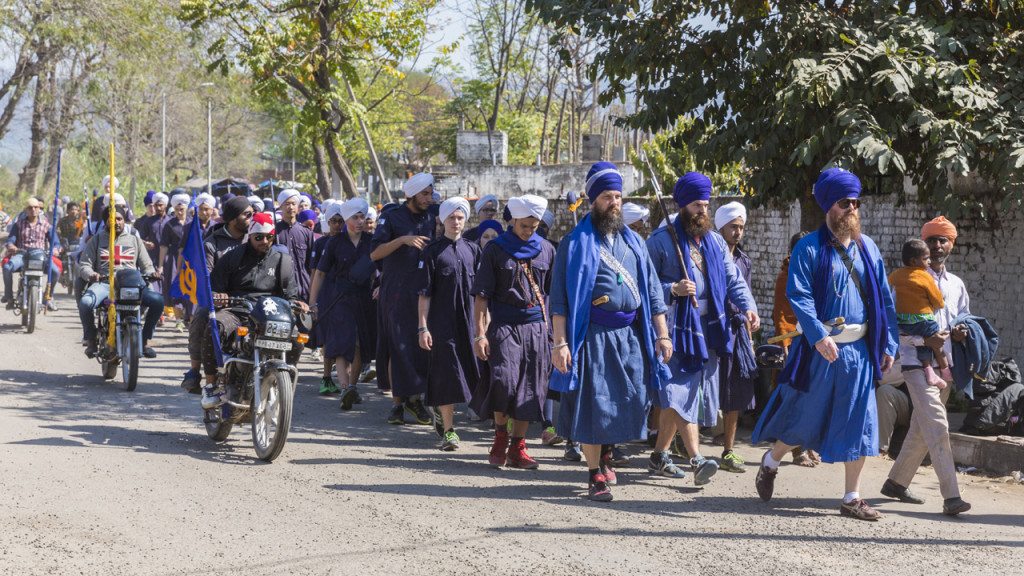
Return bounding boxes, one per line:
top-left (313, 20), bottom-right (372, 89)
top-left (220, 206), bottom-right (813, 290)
top-left (588, 474), bottom-right (613, 502)
top-left (489, 430), bottom-right (510, 468)
top-left (505, 438), bottom-right (539, 469)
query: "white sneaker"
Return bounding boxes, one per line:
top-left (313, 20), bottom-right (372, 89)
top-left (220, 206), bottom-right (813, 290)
top-left (201, 385), bottom-right (225, 410)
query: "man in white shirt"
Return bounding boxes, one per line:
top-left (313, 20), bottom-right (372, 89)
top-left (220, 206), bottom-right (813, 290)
top-left (882, 216), bottom-right (971, 516)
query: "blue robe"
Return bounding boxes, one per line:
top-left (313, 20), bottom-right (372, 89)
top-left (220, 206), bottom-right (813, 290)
top-left (371, 202), bottom-right (436, 397)
top-left (316, 232), bottom-right (374, 362)
top-left (275, 219), bottom-right (315, 301)
top-left (752, 231), bottom-right (898, 463)
top-left (417, 237), bottom-right (481, 407)
top-left (550, 230), bottom-right (668, 444)
top-left (646, 228), bottom-right (756, 426)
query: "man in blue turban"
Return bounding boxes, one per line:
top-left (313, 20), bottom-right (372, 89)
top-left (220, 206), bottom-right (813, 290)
top-left (752, 167), bottom-right (899, 521)
top-left (549, 162), bottom-right (673, 501)
top-left (646, 171), bottom-right (759, 487)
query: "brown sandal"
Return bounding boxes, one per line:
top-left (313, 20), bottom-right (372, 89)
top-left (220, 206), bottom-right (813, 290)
top-left (791, 448), bottom-right (817, 467)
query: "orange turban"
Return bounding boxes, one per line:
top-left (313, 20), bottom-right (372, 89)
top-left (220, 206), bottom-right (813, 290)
top-left (921, 216), bottom-right (957, 243)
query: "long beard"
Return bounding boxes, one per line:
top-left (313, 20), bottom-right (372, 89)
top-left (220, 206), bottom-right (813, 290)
top-left (830, 211), bottom-right (861, 239)
top-left (681, 210), bottom-right (712, 238)
top-left (593, 205), bottom-right (623, 236)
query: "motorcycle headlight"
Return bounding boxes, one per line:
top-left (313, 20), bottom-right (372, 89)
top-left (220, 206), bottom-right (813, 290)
top-left (119, 287), bottom-right (141, 301)
top-left (26, 259), bottom-right (44, 271)
top-left (263, 320), bottom-right (292, 339)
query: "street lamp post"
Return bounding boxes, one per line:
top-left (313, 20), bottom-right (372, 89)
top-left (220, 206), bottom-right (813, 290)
top-left (161, 92), bottom-right (167, 192)
top-left (200, 82), bottom-right (214, 198)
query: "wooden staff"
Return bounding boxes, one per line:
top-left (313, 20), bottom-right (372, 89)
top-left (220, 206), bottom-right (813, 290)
top-left (767, 317), bottom-right (846, 345)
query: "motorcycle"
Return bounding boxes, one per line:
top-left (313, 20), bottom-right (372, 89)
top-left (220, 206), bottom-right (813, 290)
top-left (58, 246), bottom-right (75, 296)
top-left (92, 268), bottom-right (152, 391)
top-left (203, 295), bottom-right (307, 462)
top-left (12, 248), bottom-right (47, 334)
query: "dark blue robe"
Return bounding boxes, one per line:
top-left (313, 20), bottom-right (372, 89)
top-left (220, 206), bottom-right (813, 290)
top-left (275, 219), bottom-right (315, 301)
top-left (469, 240), bottom-right (554, 422)
top-left (417, 237), bottom-right (480, 407)
top-left (316, 231), bottom-right (374, 362)
top-left (371, 202), bottom-right (436, 397)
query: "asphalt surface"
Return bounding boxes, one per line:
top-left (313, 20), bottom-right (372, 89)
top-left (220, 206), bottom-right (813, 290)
top-left (1, 293), bottom-right (1022, 575)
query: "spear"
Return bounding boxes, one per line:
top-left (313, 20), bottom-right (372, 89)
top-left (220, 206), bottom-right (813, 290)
top-left (639, 150), bottom-right (697, 308)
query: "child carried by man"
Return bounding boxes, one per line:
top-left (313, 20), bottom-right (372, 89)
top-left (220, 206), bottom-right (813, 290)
top-left (888, 239), bottom-right (951, 388)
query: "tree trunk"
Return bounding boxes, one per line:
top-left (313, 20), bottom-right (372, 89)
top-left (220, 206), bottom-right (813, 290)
top-left (323, 131), bottom-right (358, 199)
top-left (16, 68), bottom-right (55, 196)
top-left (537, 73), bottom-right (555, 165)
top-left (552, 90), bottom-right (566, 164)
top-left (311, 141), bottom-right (332, 199)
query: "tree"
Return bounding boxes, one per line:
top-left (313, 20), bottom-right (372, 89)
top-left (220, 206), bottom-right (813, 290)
top-left (529, 1), bottom-right (1024, 219)
top-left (180, 0), bottom-right (437, 198)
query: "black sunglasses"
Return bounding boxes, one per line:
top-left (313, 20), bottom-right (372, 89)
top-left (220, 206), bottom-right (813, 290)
top-left (837, 198), bottom-right (860, 210)
top-left (251, 233), bottom-right (274, 242)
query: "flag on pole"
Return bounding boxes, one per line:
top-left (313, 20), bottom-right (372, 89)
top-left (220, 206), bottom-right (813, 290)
top-left (43, 148), bottom-right (63, 305)
top-left (171, 200), bottom-right (223, 367)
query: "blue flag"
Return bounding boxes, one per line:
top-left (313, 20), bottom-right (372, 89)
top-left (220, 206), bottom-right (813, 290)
top-left (46, 148), bottom-right (63, 288)
top-left (171, 201), bottom-right (223, 366)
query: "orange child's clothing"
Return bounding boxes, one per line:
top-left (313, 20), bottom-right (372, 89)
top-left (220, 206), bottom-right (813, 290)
top-left (773, 258), bottom-right (798, 347)
top-left (888, 266), bottom-right (945, 316)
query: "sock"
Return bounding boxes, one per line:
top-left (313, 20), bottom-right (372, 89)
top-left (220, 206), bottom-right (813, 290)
top-left (843, 491), bottom-right (860, 504)
top-left (764, 451), bottom-right (781, 470)
top-left (542, 420), bottom-right (553, 429)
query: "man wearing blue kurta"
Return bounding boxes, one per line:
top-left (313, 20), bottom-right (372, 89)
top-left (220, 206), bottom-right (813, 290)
top-left (550, 162), bottom-right (674, 502)
top-left (646, 172), bottom-right (759, 486)
top-left (752, 167), bottom-right (898, 522)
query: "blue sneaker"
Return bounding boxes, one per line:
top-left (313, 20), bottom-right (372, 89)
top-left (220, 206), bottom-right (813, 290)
top-left (692, 456), bottom-right (719, 486)
top-left (563, 442), bottom-right (583, 462)
top-left (180, 369), bottom-right (201, 394)
top-left (647, 451), bottom-right (687, 479)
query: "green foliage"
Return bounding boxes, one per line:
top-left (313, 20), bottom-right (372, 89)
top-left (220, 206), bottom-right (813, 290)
top-left (529, 1), bottom-right (1024, 218)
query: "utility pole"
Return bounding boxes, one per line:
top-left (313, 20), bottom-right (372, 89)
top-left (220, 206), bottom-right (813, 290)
top-left (161, 92), bottom-right (167, 192)
top-left (207, 99), bottom-right (212, 197)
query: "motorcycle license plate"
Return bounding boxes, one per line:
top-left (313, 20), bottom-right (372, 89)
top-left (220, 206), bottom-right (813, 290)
top-left (254, 338), bottom-right (291, 351)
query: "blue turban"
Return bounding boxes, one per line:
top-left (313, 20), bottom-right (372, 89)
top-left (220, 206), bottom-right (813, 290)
top-left (262, 198), bottom-right (275, 213)
top-left (673, 172), bottom-right (712, 207)
top-left (143, 190), bottom-right (156, 206)
top-left (477, 219), bottom-right (503, 238)
top-left (585, 161), bottom-right (623, 203)
top-left (297, 209), bottom-right (317, 224)
top-left (813, 167), bottom-right (861, 212)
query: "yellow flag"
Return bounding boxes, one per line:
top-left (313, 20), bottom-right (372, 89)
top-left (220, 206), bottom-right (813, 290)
top-left (107, 144), bottom-right (116, 347)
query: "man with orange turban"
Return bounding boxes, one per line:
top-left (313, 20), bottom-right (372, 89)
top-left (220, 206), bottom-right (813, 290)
top-left (880, 215), bottom-right (971, 516)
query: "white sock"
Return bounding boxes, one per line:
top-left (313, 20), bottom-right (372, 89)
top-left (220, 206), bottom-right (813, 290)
top-left (763, 451), bottom-right (781, 470)
top-left (843, 491), bottom-right (860, 504)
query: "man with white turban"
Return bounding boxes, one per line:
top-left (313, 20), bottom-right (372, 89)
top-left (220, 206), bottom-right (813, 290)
top-left (712, 200), bottom-right (758, 473)
top-left (309, 197), bottom-right (375, 408)
top-left (370, 172), bottom-right (437, 425)
top-left (274, 188), bottom-right (315, 302)
top-left (364, 205), bottom-right (378, 235)
top-left (415, 197), bottom-right (480, 451)
top-left (622, 202), bottom-right (650, 233)
top-left (464, 194), bottom-right (500, 242)
top-left (470, 194), bottom-right (554, 470)
top-left (195, 193), bottom-right (217, 232)
top-left (159, 193), bottom-right (193, 331)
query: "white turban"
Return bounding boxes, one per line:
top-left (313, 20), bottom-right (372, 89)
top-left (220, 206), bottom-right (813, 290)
top-left (622, 202), bottom-right (650, 226)
top-left (402, 172), bottom-right (434, 198)
top-left (474, 194), bottom-right (498, 214)
top-left (657, 213), bottom-right (678, 229)
top-left (541, 209), bottom-right (554, 228)
top-left (339, 197), bottom-right (369, 221)
top-left (298, 195), bottom-right (312, 210)
top-left (439, 197), bottom-right (471, 223)
top-left (247, 195), bottom-right (262, 206)
top-left (196, 193), bottom-right (217, 208)
top-left (324, 201), bottom-right (345, 222)
top-left (276, 188), bottom-right (300, 206)
top-left (366, 205), bottom-right (378, 221)
top-left (507, 194), bottom-right (547, 221)
top-left (152, 192), bottom-right (169, 206)
top-left (101, 175), bottom-right (120, 190)
top-left (170, 193), bottom-right (190, 209)
top-left (715, 201), bottom-right (747, 231)
top-left (102, 193), bottom-right (127, 208)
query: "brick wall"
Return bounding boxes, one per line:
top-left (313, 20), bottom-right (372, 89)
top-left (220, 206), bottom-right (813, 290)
top-left (537, 188), bottom-right (1023, 363)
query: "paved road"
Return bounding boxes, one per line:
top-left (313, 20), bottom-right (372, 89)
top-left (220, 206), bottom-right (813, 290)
top-left (1, 294), bottom-right (1022, 576)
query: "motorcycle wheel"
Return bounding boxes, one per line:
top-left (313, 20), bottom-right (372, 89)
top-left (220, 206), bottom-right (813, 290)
top-left (205, 404), bottom-right (233, 442)
top-left (251, 368), bottom-right (293, 463)
top-left (25, 283), bottom-right (38, 333)
top-left (122, 327), bottom-right (140, 392)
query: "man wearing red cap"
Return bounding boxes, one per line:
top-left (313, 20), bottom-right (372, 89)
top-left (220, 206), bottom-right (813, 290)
top-left (881, 216), bottom-right (971, 516)
top-left (200, 212), bottom-right (308, 409)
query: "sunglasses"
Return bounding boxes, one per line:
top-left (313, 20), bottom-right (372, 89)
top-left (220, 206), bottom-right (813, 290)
top-left (837, 198), bottom-right (861, 210)
top-left (251, 233), bottom-right (274, 242)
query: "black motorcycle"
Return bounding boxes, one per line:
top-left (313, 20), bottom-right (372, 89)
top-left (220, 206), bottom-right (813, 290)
top-left (12, 248), bottom-right (47, 333)
top-left (204, 295), bottom-right (305, 462)
top-left (92, 268), bottom-right (151, 391)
